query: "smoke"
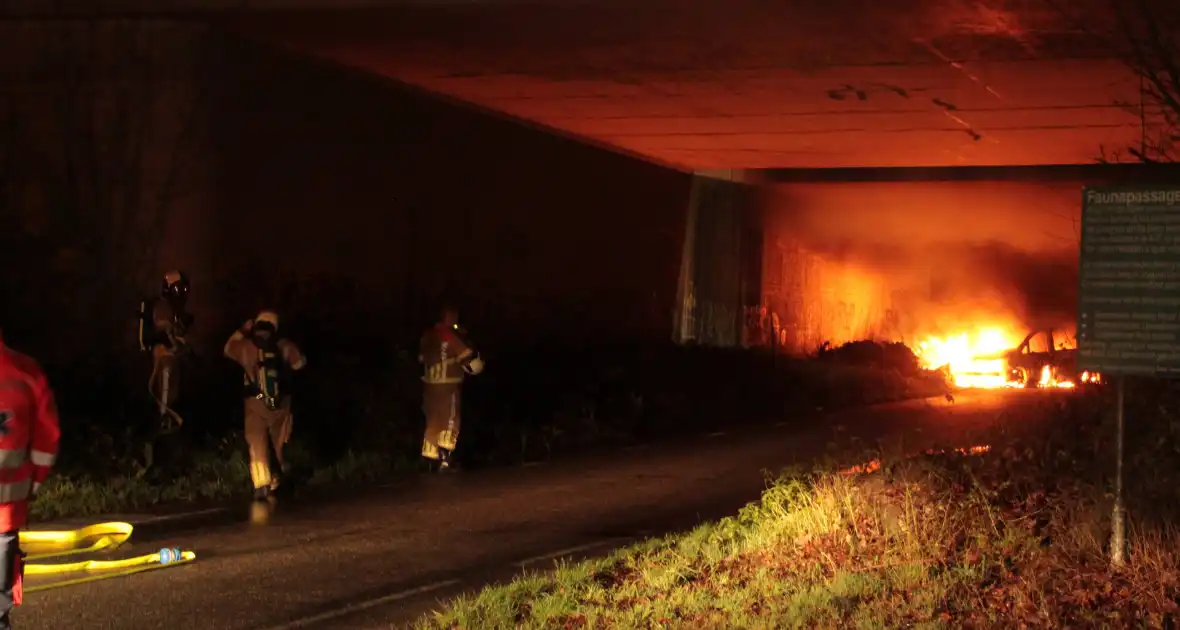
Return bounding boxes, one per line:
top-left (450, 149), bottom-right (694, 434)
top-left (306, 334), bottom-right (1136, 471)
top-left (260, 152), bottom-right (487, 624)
top-left (763, 180), bottom-right (1082, 343)
top-left (969, 241), bottom-right (1078, 331)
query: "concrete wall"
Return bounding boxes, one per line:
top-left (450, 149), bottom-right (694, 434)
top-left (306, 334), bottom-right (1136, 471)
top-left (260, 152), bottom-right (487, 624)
top-left (672, 174), bottom-right (762, 347)
top-left (208, 36), bottom-right (690, 346)
top-left (0, 20), bottom-right (214, 360)
top-left (0, 19), bottom-right (693, 363)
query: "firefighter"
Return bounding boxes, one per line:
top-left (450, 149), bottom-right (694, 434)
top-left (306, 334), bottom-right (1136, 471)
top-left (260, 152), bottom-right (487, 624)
top-left (224, 311), bottom-right (306, 500)
top-left (138, 270), bottom-right (194, 431)
top-left (419, 306), bottom-right (484, 472)
top-left (0, 328), bottom-right (61, 629)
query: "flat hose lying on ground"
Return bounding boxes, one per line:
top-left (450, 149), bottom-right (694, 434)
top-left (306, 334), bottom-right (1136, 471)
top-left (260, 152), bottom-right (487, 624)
top-left (19, 522), bottom-right (196, 593)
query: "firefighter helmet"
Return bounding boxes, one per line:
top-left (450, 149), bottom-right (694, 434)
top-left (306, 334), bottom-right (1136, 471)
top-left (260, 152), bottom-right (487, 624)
top-left (161, 270), bottom-right (190, 301)
top-left (254, 310), bottom-right (280, 334)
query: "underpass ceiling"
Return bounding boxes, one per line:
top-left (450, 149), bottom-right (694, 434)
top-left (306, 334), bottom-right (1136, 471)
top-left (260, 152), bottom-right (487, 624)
top-left (228, 0), bottom-right (1153, 171)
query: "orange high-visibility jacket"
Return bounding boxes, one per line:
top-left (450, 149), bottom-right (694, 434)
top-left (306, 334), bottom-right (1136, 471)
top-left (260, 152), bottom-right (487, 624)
top-left (0, 343), bottom-right (60, 532)
top-left (419, 324), bottom-right (475, 385)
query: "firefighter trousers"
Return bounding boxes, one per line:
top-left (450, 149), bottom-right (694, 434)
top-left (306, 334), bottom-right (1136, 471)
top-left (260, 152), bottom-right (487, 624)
top-left (150, 347), bottom-right (181, 408)
top-left (244, 397), bottom-right (293, 490)
top-left (0, 531), bottom-right (21, 629)
top-left (421, 383), bottom-right (461, 462)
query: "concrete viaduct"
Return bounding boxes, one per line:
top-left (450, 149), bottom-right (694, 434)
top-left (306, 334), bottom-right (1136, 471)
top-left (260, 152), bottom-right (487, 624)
top-left (4, 0), bottom-right (1172, 347)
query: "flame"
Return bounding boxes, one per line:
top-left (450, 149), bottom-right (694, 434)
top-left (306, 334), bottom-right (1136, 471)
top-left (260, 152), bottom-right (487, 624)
top-left (916, 327), bottom-right (1015, 388)
top-left (1038, 364), bottom-right (1076, 389)
top-left (838, 445), bottom-right (992, 476)
top-left (915, 327), bottom-right (1100, 390)
top-left (755, 244), bottom-right (1105, 390)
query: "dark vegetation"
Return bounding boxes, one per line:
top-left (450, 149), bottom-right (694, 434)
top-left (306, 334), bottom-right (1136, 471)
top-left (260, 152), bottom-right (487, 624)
top-left (34, 298), bottom-right (950, 520)
top-left (419, 380), bottom-right (1180, 629)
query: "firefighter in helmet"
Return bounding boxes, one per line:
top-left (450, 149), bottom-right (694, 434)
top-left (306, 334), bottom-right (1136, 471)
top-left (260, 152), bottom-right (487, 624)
top-left (136, 270), bottom-right (195, 475)
top-left (419, 305), bottom-right (484, 472)
top-left (224, 311), bottom-right (306, 500)
top-left (138, 271), bottom-right (194, 426)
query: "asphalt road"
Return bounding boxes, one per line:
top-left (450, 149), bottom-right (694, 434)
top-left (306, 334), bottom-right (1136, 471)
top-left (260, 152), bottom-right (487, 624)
top-left (17, 389), bottom-right (1058, 630)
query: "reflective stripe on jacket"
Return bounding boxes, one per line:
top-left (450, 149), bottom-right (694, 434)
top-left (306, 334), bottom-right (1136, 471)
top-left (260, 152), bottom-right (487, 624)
top-left (0, 344), bottom-right (62, 531)
top-left (419, 325), bottom-right (473, 385)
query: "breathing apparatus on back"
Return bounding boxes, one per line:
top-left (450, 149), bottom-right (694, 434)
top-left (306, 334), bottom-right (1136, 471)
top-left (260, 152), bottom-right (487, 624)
top-left (137, 270), bottom-right (192, 434)
top-left (137, 270), bottom-right (193, 352)
top-left (249, 311), bottom-right (284, 411)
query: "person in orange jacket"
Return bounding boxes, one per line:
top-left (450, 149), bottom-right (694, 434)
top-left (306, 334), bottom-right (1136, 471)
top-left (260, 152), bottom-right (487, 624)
top-left (0, 328), bottom-right (61, 629)
top-left (419, 306), bottom-right (484, 472)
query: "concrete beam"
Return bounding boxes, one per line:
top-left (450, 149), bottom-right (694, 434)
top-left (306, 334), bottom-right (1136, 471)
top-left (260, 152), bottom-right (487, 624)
top-left (693, 169), bottom-right (766, 185)
top-left (0, 0), bottom-right (568, 19)
top-left (758, 163), bottom-right (1180, 184)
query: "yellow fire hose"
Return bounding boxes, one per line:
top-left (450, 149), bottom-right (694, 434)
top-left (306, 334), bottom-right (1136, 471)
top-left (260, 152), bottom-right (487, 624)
top-left (18, 522), bottom-right (196, 593)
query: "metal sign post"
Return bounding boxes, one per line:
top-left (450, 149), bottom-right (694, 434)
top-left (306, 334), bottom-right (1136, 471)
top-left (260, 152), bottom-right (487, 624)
top-left (1111, 375), bottom-right (1126, 566)
top-left (1077, 185), bottom-right (1180, 567)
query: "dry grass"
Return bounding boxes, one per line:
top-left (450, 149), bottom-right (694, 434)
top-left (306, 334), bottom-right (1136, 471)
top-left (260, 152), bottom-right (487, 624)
top-left (414, 390), bottom-right (1180, 629)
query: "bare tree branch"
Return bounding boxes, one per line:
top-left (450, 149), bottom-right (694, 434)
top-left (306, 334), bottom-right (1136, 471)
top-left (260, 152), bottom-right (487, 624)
top-left (1047, 0), bottom-right (1180, 162)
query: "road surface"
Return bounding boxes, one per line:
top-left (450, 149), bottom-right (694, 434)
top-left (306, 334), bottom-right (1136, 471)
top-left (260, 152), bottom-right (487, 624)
top-left (17, 389), bottom-right (1058, 629)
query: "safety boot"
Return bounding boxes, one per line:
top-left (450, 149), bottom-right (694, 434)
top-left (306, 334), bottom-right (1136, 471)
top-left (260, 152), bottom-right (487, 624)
top-left (253, 486), bottom-right (270, 501)
top-left (268, 461), bottom-right (291, 492)
top-left (436, 448), bottom-right (457, 473)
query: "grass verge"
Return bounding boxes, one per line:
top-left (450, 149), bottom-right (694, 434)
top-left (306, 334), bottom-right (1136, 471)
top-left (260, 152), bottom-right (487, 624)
top-left (416, 388), bottom-right (1180, 629)
top-left (29, 448), bottom-right (409, 522)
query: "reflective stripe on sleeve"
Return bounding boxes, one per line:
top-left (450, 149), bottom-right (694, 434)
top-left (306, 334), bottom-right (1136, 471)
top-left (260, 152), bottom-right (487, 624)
top-left (422, 376), bottom-right (463, 385)
top-left (30, 450), bottom-right (55, 467)
top-left (0, 478), bottom-right (31, 503)
top-left (0, 450), bottom-right (25, 469)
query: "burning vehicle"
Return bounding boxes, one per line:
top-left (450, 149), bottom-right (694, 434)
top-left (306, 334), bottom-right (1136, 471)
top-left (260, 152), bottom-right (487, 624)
top-left (916, 328), bottom-right (1101, 390)
top-left (1002, 329), bottom-right (1101, 389)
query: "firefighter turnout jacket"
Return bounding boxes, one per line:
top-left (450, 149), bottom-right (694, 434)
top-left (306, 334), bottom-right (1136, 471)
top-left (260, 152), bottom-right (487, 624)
top-left (419, 324), bottom-right (483, 384)
top-left (0, 341), bottom-right (61, 532)
top-left (223, 316), bottom-right (307, 403)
